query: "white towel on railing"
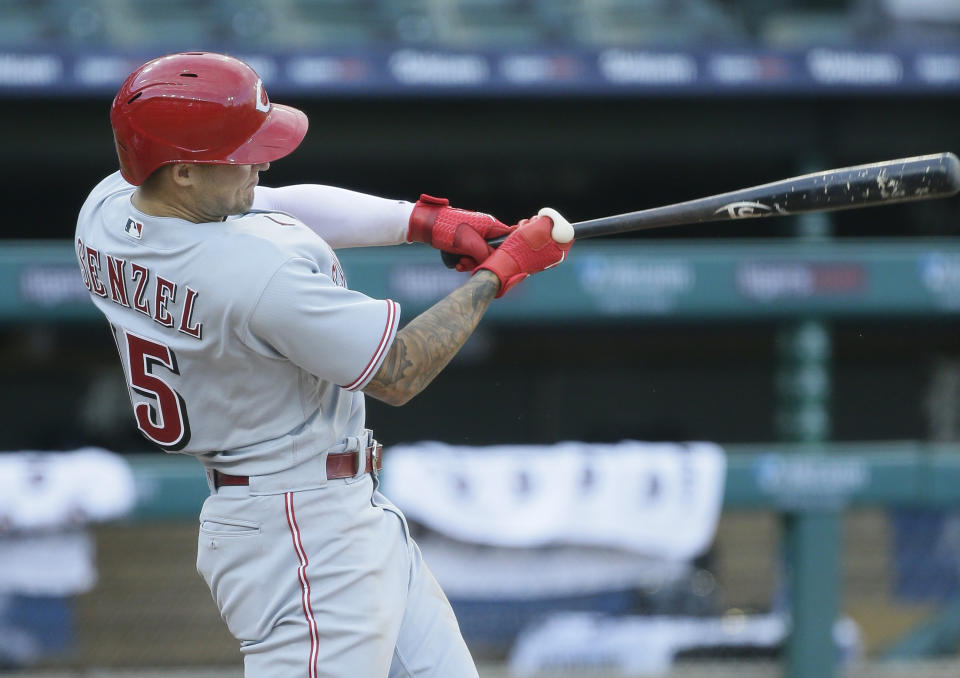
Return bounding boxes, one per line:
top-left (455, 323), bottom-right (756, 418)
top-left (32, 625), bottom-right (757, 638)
top-left (0, 448), bottom-right (135, 595)
top-left (0, 448), bottom-right (135, 530)
top-left (382, 441), bottom-right (725, 560)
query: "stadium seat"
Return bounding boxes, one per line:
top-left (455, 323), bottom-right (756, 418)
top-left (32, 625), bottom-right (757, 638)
top-left (852, 0), bottom-right (960, 45)
top-left (270, 0), bottom-right (392, 47)
top-left (214, 0), bottom-right (294, 46)
top-left (0, 1), bottom-right (49, 46)
top-left (572, 0), bottom-right (747, 47)
top-left (92, 0), bottom-right (219, 49)
top-left (733, 0), bottom-right (860, 47)
top-left (759, 11), bottom-right (859, 47)
top-left (430, 0), bottom-right (552, 47)
top-left (378, 0), bottom-right (437, 45)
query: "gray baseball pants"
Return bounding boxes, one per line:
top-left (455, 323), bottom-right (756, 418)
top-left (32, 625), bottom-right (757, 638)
top-left (196, 471), bottom-right (478, 677)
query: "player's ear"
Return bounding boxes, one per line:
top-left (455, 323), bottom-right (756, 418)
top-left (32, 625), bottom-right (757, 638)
top-left (170, 163), bottom-right (198, 188)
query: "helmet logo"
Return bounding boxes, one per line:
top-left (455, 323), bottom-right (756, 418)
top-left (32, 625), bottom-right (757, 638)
top-left (254, 79), bottom-right (270, 113)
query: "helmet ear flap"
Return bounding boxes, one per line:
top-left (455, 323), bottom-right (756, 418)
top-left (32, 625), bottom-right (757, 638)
top-left (110, 52), bottom-right (308, 186)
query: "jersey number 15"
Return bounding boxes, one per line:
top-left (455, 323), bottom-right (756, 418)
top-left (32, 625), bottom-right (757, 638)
top-left (118, 329), bottom-right (192, 451)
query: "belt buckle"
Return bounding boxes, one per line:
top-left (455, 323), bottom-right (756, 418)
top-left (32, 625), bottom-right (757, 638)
top-left (349, 430), bottom-right (378, 481)
top-left (370, 442), bottom-right (381, 479)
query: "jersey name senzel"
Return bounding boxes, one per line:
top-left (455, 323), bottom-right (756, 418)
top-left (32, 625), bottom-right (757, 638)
top-left (75, 236), bottom-right (203, 340)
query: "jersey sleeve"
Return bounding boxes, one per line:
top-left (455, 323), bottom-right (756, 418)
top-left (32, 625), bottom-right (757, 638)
top-left (252, 184), bottom-right (413, 249)
top-left (246, 257), bottom-right (400, 391)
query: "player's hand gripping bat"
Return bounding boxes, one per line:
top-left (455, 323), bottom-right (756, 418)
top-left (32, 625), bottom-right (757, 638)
top-left (441, 152), bottom-right (960, 269)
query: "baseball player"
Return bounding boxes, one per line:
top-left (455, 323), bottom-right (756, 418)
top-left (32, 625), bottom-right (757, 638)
top-left (75, 52), bottom-right (573, 677)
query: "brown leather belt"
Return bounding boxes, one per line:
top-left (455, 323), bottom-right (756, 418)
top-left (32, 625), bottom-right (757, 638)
top-left (213, 443), bottom-right (383, 489)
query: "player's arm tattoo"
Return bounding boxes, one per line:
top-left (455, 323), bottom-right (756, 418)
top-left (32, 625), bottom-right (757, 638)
top-left (364, 270), bottom-right (500, 406)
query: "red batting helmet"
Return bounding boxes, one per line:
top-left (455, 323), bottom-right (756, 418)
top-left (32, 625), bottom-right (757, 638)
top-left (110, 52), bottom-right (308, 185)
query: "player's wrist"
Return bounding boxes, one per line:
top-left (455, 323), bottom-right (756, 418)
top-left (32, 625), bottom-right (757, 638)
top-left (471, 268), bottom-right (502, 296)
top-left (474, 250), bottom-right (520, 299)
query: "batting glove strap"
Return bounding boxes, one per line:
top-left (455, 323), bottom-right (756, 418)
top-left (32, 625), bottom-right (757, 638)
top-left (406, 194), bottom-right (449, 244)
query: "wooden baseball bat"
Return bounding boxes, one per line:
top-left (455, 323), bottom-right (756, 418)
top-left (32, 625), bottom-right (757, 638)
top-left (441, 152), bottom-right (960, 268)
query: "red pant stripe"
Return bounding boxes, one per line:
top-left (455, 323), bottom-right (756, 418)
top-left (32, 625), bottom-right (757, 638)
top-left (285, 492), bottom-right (319, 678)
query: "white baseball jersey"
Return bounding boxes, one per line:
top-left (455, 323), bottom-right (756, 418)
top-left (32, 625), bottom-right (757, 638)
top-left (75, 172), bottom-right (400, 476)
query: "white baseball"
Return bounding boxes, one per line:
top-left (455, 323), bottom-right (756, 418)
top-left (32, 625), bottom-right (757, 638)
top-left (537, 207), bottom-right (574, 243)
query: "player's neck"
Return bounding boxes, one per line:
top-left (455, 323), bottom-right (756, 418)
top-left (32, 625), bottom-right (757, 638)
top-left (131, 187), bottom-right (221, 224)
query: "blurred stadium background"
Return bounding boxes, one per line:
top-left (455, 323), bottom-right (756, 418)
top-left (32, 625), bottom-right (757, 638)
top-left (3, 0), bottom-right (960, 677)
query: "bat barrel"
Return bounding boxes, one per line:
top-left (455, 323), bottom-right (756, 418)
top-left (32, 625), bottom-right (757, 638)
top-left (772, 152), bottom-right (960, 212)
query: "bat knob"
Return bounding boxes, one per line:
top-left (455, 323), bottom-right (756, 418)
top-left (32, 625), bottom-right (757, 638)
top-left (537, 207), bottom-right (574, 243)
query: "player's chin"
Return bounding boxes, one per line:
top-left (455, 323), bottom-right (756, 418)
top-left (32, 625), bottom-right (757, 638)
top-left (236, 190), bottom-right (256, 214)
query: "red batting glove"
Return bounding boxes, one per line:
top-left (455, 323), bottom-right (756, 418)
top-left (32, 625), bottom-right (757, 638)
top-left (408, 194), bottom-right (515, 272)
top-left (475, 213), bottom-right (573, 298)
